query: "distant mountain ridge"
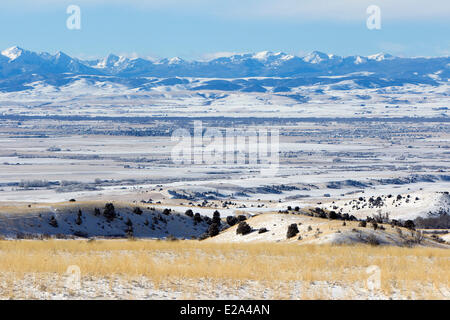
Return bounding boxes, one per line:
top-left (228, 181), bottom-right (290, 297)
top-left (0, 46), bottom-right (448, 92)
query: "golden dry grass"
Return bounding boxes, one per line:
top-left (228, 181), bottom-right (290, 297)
top-left (0, 240), bottom-right (448, 299)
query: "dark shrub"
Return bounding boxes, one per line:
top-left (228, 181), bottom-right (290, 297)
top-left (49, 216), bottom-right (58, 228)
top-left (133, 207), bottom-right (143, 215)
top-left (258, 227), bottom-right (268, 234)
top-left (404, 220), bottom-right (415, 230)
top-left (236, 221), bottom-right (252, 235)
top-left (328, 211), bottom-right (339, 220)
top-left (162, 208), bottom-right (171, 215)
top-left (391, 219), bottom-right (400, 227)
top-left (73, 231), bottom-right (88, 238)
top-left (367, 234), bottom-right (380, 246)
top-left (125, 218), bottom-right (134, 236)
top-left (94, 208), bottom-right (101, 216)
top-left (194, 213), bottom-right (203, 223)
top-left (103, 203), bottom-right (116, 222)
top-left (371, 221), bottom-right (378, 230)
top-left (75, 209), bottom-right (82, 225)
top-left (294, 206), bottom-right (300, 212)
top-left (312, 208), bottom-right (327, 219)
top-left (286, 223), bottom-right (299, 238)
top-left (358, 221), bottom-right (367, 227)
top-left (208, 223), bottom-right (220, 237)
top-left (185, 209), bottom-right (194, 217)
top-left (237, 215), bottom-right (247, 222)
top-left (226, 216), bottom-right (238, 226)
top-left (212, 210), bottom-right (221, 225)
top-left (69, 199), bottom-right (76, 202)
top-left (203, 216), bottom-right (212, 225)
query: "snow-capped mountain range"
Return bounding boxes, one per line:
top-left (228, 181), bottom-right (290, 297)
top-left (0, 46), bottom-right (448, 93)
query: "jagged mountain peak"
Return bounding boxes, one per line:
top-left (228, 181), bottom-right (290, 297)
top-left (368, 52), bottom-right (394, 61)
top-left (167, 57), bottom-right (185, 65)
top-left (92, 54), bottom-right (131, 72)
top-left (1, 46), bottom-right (27, 60)
top-left (303, 51), bottom-right (330, 64)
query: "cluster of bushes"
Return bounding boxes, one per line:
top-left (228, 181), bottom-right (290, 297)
top-left (153, 214), bottom-right (167, 224)
top-left (104, 203), bottom-right (116, 222)
top-left (194, 213), bottom-right (203, 223)
top-left (184, 209), bottom-right (211, 225)
top-left (226, 215), bottom-right (246, 226)
top-left (390, 219), bottom-right (415, 230)
top-left (355, 215), bottom-right (416, 231)
top-left (368, 196), bottom-right (384, 208)
top-left (19, 180), bottom-right (55, 188)
top-left (208, 223), bottom-right (220, 237)
top-left (414, 213), bottom-right (449, 229)
top-left (205, 211), bottom-right (223, 237)
top-left (236, 221), bottom-right (252, 235)
top-left (188, 210), bottom-right (224, 239)
top-left (56, 181), bottom-right (100, 193)
top-left (370, 212), bottom-right (390, 223)
top-left (17, 233), bottom-right (76, 240)
top-left (305, 207), bottom-right (357, 221)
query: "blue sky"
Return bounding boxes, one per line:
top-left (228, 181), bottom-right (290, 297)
top-left (0, 0), bottom-right (449, 60)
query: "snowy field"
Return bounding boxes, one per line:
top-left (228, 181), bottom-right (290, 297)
top-left (0, 116), bottom-right (448, 220)
top-left (0, 81), bottom-right (448, 118)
